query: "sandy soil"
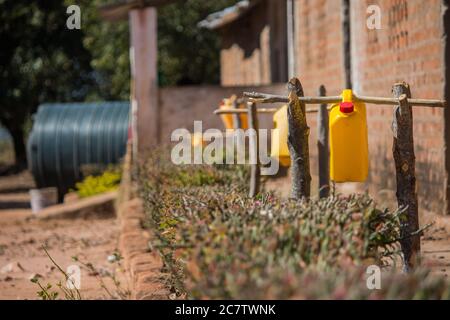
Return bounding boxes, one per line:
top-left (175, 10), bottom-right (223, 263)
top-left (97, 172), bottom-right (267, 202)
top-left (421, 214), bottom-right (450, 278)
top-left (0, 171), bottom-right (130, 300)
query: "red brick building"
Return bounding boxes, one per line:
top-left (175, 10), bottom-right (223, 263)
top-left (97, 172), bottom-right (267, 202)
top-left (202, 0), bottom-right (450, 215)
top-left (199, 0), bottom-right (288, 86)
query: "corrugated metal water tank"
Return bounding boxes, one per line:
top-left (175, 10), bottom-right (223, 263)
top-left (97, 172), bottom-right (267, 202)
top-left (27, 102), bottom-right (130, 200)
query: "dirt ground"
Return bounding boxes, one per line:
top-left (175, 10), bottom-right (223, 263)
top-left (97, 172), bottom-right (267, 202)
top-left (422, 214), bottom-right (450, 278)
top-left (0, 171), bottom-right (130, 300)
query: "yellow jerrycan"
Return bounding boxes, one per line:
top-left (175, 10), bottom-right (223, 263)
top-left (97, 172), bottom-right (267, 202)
top-left (271, 105), bottom-right (290, 167)
top-left (219, 96), bottom-right (248, 130)
top-left (329, 89), bottom-right (369, 182)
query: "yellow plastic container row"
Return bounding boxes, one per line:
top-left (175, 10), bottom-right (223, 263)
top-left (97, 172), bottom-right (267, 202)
top-left (219, 97), bottom-right (248, 130)
top-left (270, 89), bottom-right (369, 182)
top-left (270, 105), bottom-right (291, 167)
top-left (329, 89), bottom-right (369, 182)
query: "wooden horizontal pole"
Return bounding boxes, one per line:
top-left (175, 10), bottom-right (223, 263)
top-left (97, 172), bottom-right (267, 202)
top-left (356, 95), bottom-right (446, 108)
top-left (243, 92), bottom-right (446, 108)
top-left (244, 92), bottom-right (340, 104)
top-left (214, 108), bottom-right (277, 115)
top-left (214, 107), bottom-right (319, 115)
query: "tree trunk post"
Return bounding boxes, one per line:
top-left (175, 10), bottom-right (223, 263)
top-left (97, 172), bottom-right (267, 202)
top-left (248, 101), bottom-right (260, 198)
top-left (232, 97), bottom-right (242, 130)
top-left (392, 82), bottom-right (420, 272)
top-left (317, 85), bottom-right (329, 198)
top-left (287, 78), bottom-right (311, 199)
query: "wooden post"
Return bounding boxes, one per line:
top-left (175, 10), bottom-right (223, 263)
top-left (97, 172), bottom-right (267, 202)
top-left (248, 102), bottom-right (260, 197)
top-left (317, 85), bottom-right (329, 198)
top-left (231, 96), bottom-right (242, 129)
top-left (287, 78), bottom-right (311, 199)
top-left (129, 7), bottom-right (159, 153)
top-left (392, 82), bottom-right (420, 272)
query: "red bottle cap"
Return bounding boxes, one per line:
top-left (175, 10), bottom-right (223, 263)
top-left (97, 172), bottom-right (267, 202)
top-left (340, 102), bottom-right (354, 113)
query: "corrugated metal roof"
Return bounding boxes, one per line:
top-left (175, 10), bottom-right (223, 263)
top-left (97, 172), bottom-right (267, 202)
top-left (198, 0), bottom-right (262, 30)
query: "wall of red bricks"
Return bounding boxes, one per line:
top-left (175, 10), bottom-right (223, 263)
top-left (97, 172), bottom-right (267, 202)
top-left (159, 84), bottom-right (287, 142)
top-left (178, 0), bottom-right (446, 214)
top-left (293, 0), bottom-right (446, 214)
top-left (294, 0), bottom-right (347, 192)
top-left (294, 0), bottom-right (345, 96)
top-left (350, 0), bottom-right (445, 213)
top-left (220, 2), bottom-right (271, 86)
top-left (220, 0), bottom-right (288, 86)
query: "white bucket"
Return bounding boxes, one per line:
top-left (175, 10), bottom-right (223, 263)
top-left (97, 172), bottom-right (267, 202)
top-left (29, 188), bottom-right (58, 214)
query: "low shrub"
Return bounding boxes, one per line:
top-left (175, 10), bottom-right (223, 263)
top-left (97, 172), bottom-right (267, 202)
top-left (139, 154), bottom-right (449, 299)
top-left (75, 167), bottom-right (122, 198)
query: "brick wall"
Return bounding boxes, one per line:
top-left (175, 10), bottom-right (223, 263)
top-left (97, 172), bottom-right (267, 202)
top-left (294, 0), bottom-right (347, 191)
top-left (295, 0), bottom-right (345, 96)
top-left (220, 0), bottom-right (288, 86)
top-left (351, 0), bottom-right (445, 213)
top-left (159, 83), bottom-right (287, 141)
top-left (293, 0), bottom-right (445, 213)
top-left (201, 0), bottom-right (446, 214)
top-left (220, 2), bottom-right (271, 86)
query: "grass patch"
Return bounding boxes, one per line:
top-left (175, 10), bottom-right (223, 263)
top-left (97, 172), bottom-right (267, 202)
top-left (74, 166), bottom-right (122, 198)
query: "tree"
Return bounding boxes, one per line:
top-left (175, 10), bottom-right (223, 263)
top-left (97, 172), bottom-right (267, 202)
top-left (158, 0), bottom-right (236, 86)
top-left (79, 0), bottom-right (131, 101)
top-left (0, 0), bottom-right (94, 168)
top-left (81, 0), bottom-right (237, 93)
top-left (0, 0), bottom-right (235, 167)
top-left (84, 0), bottom-right (237, 88)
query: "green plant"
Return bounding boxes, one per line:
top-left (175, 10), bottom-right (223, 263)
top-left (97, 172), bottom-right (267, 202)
top-left (31, 246), bottom-right (131, 300)
top-left (138, 153), bottom-right (448, 300)
top-left (75, 167), bottom-right (122, 198)
top-left (72, 252), bottom-right (131, 300)
top-left (30, 246), bottom-right (82, 300)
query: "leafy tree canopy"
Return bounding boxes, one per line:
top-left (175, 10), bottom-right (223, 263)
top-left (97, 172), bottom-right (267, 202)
top-left (0, 0), bottom-right (235, 166)
top-left (158, 0), bottom-right (236, 86)
top-left (0, 0), bottom-right (94, 166)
